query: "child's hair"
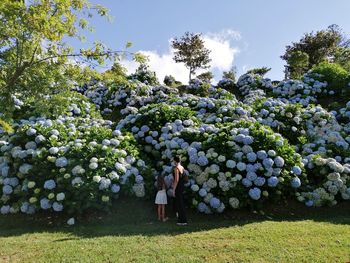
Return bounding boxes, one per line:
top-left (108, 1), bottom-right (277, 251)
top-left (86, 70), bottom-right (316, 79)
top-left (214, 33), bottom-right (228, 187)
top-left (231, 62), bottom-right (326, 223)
top-left (157, 175), bottom-right (165, 190)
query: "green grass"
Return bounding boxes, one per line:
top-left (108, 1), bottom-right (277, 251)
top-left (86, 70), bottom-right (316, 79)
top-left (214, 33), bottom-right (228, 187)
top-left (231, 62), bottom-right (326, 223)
top-left (0, 199), bottom-right (349, 263)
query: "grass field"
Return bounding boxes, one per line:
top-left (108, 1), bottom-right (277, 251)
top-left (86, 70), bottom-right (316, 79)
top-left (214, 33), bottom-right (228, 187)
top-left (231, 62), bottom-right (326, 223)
top-left (0, 198), bottom-right (349, 263)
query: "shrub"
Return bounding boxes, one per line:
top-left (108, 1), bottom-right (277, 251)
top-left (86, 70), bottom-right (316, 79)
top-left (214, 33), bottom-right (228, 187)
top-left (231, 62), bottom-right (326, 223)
top-left (0, 117), bottom-right (145, 215)
top-left (310, 62), bottom-right (349, 94)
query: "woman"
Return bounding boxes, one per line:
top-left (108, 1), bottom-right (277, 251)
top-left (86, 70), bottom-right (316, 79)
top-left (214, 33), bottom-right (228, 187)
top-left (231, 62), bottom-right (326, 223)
top-left (172, 156), bottom-right (187, 225)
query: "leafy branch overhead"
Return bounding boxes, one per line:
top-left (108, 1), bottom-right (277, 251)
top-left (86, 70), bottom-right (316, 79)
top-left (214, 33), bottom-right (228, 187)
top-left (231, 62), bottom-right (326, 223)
top-left (0, 0), bottom-right (129, 117)
top-left (171, 32), bottom-right (211, 82)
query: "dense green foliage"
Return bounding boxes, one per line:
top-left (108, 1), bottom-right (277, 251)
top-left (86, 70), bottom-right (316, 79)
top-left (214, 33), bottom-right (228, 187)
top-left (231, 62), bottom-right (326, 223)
top-left (281, 25), bottom-right (350, 79)
top-left (310, 62), bottom-right (350, 93)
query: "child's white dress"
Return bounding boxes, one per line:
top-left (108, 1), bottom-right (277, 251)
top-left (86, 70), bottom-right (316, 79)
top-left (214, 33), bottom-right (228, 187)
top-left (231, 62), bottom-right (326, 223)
top-left (155, 189), bottom-right (167, 205)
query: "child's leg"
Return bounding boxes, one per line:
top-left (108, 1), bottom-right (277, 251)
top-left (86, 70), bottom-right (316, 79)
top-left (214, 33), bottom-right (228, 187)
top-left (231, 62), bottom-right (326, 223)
top-left (157, 204), bottom-right (161, 220)
top-left (161, 204), bottom-right (165, 220)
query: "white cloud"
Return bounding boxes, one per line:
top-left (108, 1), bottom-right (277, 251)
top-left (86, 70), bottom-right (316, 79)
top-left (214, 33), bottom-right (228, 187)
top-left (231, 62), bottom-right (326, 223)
top-left (120, 29), bottom-right (241, 84)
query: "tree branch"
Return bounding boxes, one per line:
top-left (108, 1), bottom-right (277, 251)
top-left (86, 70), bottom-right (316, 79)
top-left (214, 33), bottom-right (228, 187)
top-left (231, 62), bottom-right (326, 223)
top-left (32, 50), bottom-right (133, 65)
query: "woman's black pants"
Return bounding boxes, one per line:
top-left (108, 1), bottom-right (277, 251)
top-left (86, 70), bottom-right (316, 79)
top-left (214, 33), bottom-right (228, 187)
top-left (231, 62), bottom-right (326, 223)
top-left (175, 187), bottom-right (187, 223)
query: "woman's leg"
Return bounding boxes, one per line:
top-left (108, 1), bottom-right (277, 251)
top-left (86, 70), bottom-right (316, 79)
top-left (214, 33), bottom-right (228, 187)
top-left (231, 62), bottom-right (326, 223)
top-left (172, 196), bottom-right (178, 217)
top-left (176, 190), bottom-right (187, 223)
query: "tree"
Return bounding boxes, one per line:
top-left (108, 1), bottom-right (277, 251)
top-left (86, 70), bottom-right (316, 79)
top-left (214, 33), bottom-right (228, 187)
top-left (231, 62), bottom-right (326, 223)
top-left (247, 67), bottom-right (271, 76)
top-left (222, 66), bottom-right (237, 82)
top-left (286, 51), bottom-right (309, 79)
top-left (334, 47), bottom-right (350, 72)
top-left (163, 75), bottom-right (182, 87)
top-left (0, 0), bottom-right (121, 118)
top-left (172, 32), bottom-right (211, 82)
top-left (197, 71), bottom-right (214, 83)
top-left (281, 25), bottom-right (350, 78)
top-left (128, 54), bottom-right (159, 85)
top-left (102, 61), bottom-right (128, 85)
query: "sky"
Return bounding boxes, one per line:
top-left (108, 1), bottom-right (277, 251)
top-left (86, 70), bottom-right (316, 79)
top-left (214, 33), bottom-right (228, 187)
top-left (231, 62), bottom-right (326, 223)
top-left (70, 0), bottom-right (350, 83)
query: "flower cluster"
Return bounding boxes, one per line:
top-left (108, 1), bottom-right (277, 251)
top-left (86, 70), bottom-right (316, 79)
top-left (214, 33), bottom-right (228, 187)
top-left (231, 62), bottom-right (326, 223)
top-left (297, 156), bottom-right (350, 206)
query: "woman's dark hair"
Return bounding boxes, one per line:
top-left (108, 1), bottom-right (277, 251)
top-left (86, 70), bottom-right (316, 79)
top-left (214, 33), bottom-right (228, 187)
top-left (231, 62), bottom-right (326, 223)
top-left (157, 175), bottom-right (165, 190)
top-left (173, 156), bottom-right (181, 163)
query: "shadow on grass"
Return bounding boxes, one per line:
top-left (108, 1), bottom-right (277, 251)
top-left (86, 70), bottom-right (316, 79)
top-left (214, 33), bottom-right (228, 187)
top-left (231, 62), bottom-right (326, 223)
top-left (0, 198), bottom-right (349, 239)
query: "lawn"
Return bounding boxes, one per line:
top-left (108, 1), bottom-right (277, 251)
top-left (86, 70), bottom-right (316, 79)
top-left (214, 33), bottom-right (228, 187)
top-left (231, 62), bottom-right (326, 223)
top-left (0, 199), bottom-right (349, 263)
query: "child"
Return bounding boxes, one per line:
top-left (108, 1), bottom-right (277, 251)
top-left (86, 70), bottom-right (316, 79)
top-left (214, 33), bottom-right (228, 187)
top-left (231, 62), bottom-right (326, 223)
top-left (155, 175), bottom-right (168, 222)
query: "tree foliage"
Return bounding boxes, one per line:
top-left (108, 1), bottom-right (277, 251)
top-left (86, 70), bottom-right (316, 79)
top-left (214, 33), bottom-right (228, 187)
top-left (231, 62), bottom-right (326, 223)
top-left (223, 66), bottom-right (237, 82)
top-left (281, 25), bottom-right (350, 78)
top-left (197, 71), bottom-right (214, 83)
top-left (334, 47), bottom-right (350, 72)
top-left (0, 0), bottom-right (120, 117)
top-left (310, 62), bottom-right (349, 93)
top-left (172, 32), bottom-right (211, 82)
top-left (287, 51), bottom-right (310, 79)
top-left (128, 55), bottom-right (159, 85)
top-left (247, 67), bottom-right (271, 77)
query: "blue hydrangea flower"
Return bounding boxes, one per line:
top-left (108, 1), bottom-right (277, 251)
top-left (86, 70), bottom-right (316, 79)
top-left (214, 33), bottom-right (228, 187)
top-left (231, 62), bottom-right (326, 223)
top-left (145, 136), bottom-right (153, 144)
top-left (243, 136), bottom-right (253, 145)
top-left (235, 134), bottom-right (245, 143)
top-left (52, 202), bottom-right (63, 212)
top-left (3, 185), bottom-right (13, 195)
top-left (249, 187), bottom-right (261, 200)
top-left (8, 177), bottom-right (19, 187)
top-left (140, 125), bottom-right (150, 133)
top-left (55, 157), bottom-right (68, 168)
top-left (257, 150), bottom-right (267, 160)
top-left (137, 131), bottom-right (145, 138)
top-left (198, 202), bottom-right (208, 213)
top-left (254, 177), bottom-right (266, 187)
top-left (246, 172), bottom-right (257, 181)
top-left (135, 175), bottom-right (144, 184)
top-left (242, 178), bottom-right (253, 187)
top-left (197, 156), bottom-right (209, 166)
top-left (209, 197), bottom-right (221, 209)
top-left (0, 205), bottom-right (10, 215)
top-left (198, 188), bottom-right (208, 197)
top-left (35, 135), bottom-right (46, 144)
top-left (99, 178), bottom-right (112, 190)
top-left (226, 160), bottom-right (236, 169)
top-left (26, 128), bottom-right (37, 136)
top-left (247, 152), bottom-right (257, 162)
top-left (44, 179), bottom-right (56, 190)
top-left (267, 176), bottom-right (279, 187)
top-left (291, 177), bottom-right (301, 188)
top-left (113, 130), bottom-right (122, 136)
top-left (1, 166), bottom-right (9, 177)
top-left (292, 166), bottom-right (302, 175)
top-left (274, 156), bottom-right (285, 167)
top-left (246, 164), bottom-right (256, 172)
top-left (237, 162), bottom-right (246, 171)
top-left (111, 184), bottom-right (121, 193)
top-left (263, 158), bottom-right (274, 168)
top-left (20, 202), bottom-right (29, 213)
top-left (40, 198), bottom-right (51, 210)
top-left (305, 200), bottom-right (314, 207)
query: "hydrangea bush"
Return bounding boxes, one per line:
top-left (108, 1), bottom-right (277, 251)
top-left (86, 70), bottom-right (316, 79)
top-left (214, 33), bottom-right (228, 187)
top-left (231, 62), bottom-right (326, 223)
top-left (1, 68), bottom-right (350, 221)
top-left (0, 116), bottom-right (146, 215)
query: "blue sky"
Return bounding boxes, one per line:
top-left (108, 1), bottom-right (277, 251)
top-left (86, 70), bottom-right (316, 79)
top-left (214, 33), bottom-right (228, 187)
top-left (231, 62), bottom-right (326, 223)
top-left (72, 0), bottom-right (350, 83)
